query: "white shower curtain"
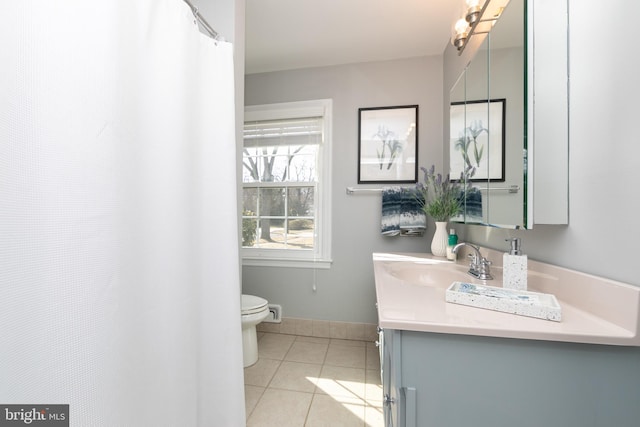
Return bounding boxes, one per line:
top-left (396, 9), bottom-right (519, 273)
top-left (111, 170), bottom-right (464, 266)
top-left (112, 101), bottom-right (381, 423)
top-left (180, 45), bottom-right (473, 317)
top-left (0, 1), bottom-right (244, 425)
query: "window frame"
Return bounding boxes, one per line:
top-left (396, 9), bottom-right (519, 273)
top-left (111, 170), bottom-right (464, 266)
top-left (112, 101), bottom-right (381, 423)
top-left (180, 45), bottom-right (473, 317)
top-left (241, 99), bottom-right (333, 269)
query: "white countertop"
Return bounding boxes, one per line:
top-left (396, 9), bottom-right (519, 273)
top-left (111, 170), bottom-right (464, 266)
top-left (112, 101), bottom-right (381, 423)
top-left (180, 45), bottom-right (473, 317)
top-left (373, 251), bottom-right (640, 346)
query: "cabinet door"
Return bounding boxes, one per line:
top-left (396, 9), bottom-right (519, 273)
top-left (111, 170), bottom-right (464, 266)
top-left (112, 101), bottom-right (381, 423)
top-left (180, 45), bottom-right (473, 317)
top-left (381, 329), bottom-right (402, 426)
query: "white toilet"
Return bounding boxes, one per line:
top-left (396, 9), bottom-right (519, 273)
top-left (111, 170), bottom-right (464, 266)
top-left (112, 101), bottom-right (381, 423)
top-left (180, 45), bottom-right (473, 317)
top-left (241, 294), bottom-right (270, 367)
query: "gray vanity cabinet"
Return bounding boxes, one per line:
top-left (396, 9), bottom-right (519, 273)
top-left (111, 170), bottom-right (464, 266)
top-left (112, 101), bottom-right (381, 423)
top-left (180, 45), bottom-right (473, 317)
top-left (379, 328), bottom-right (640, 427)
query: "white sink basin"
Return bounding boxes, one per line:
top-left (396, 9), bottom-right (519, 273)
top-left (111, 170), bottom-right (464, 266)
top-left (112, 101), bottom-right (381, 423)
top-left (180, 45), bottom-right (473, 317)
top-left (384, 260), bottom-right (475, 287)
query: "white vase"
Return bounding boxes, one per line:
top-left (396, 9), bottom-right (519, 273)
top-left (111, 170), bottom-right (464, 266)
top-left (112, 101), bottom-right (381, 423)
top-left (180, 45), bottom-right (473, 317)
top-left (431, 221), bottom-right (449, 257)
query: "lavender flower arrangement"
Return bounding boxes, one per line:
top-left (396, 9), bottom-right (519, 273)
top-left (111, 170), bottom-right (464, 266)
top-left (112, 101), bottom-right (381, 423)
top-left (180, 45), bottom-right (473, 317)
top-left (416, 165), bottom-right (464, 222)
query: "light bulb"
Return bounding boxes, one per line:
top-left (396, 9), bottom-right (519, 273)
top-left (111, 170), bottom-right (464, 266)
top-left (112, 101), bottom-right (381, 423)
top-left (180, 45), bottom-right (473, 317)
top-left (454, 18), bottom-right (470, 35)
top-left (465, 0), bottom-right (483, 25)
top-left (452, 18), bottom-right (469, 50)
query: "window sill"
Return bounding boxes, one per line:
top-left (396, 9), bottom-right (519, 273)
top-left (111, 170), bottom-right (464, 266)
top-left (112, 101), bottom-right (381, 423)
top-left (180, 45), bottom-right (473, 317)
top-left (242, 257), bottom-right (333, 269)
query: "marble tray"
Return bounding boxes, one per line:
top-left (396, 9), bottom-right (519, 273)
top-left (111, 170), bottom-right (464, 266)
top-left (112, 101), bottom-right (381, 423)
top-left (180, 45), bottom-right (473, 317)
top-left (445, 281), bottom-right (562, 322)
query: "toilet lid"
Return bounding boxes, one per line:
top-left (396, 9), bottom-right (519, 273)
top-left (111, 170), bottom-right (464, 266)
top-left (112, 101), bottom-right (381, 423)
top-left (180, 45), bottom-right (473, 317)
top-left (241, 294), bottom-right (268, 315)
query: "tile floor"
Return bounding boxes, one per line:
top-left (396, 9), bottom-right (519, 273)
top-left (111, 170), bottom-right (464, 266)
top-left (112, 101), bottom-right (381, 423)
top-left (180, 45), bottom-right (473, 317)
top-left (244, 332), bottom-right (384, 427)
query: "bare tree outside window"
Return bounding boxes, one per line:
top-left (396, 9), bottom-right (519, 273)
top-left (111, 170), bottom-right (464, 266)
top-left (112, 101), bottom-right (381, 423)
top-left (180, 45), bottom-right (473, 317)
top-left (242, 121), bottom-right (319, 249)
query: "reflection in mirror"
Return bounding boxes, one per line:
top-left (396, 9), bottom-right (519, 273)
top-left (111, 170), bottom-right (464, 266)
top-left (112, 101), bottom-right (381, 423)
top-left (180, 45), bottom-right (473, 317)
top-left (450, 72), bottom-right (465, 105)
top-left (451, 37), bottom-right (489, 224)
top-left (487, 0), bottom-right (525, 227)
top-left (449, 0), bottom-right (526, 229)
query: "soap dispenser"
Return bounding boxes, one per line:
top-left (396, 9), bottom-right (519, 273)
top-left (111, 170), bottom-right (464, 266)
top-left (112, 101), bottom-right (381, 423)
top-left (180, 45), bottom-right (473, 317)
top-left (503, 238), bottom-right (527, 291)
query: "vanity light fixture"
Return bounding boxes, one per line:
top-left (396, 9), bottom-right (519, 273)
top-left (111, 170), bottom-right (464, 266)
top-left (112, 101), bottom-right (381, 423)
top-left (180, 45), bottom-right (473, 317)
top-left (452, 0), bottom-right (507, 55)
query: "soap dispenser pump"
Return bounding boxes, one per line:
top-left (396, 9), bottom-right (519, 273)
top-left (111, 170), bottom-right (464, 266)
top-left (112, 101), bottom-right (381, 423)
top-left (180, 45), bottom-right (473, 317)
top-left (503, 238), bottom-right (527, 291)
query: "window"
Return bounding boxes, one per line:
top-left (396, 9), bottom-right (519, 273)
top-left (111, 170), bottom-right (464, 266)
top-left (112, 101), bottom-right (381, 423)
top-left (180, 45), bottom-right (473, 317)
top-left (241, 99), bottom-right (332, 268)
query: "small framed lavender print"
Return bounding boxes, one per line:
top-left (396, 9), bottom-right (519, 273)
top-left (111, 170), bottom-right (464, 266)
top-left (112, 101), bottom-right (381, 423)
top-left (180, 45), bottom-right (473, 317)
top-left (357, 105), bottom-right (418, 183)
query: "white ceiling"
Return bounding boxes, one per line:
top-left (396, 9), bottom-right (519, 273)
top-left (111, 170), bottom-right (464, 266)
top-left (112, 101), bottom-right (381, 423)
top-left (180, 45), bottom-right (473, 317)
top-left (245, 0), bottom-right (465, 74)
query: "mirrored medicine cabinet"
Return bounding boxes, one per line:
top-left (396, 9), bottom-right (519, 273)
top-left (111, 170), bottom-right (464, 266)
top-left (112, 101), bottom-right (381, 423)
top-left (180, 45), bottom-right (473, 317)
top-left (448, 0), bottom-right (568, 229)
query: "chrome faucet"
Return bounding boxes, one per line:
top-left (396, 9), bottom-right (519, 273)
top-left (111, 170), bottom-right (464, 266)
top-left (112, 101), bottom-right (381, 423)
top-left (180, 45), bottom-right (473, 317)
top-left (452, 242), bottom-right (493, 280)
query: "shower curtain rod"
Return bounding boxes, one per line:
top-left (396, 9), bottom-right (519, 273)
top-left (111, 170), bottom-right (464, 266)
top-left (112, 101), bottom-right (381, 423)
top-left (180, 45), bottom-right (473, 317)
top-left (183, 0), bottom-right (221, 40)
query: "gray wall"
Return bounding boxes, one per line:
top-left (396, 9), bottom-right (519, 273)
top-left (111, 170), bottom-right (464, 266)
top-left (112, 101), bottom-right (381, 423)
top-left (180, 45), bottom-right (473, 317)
top-left (459, 0), bottom-right (639, 288)
top-left (244, 57), bottom-right (445, 324)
